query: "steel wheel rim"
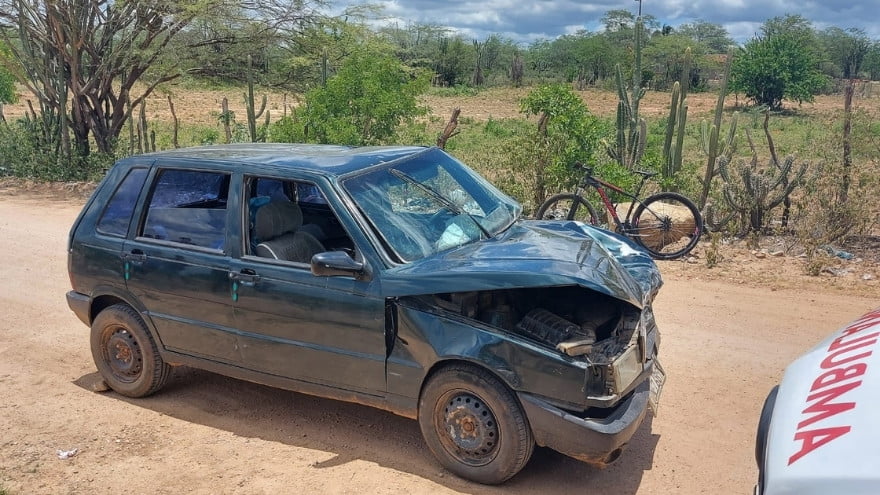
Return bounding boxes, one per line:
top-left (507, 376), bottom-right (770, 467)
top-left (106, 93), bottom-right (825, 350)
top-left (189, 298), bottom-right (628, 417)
top-left (103, 326), bottom-right (143, 383)
top-left (435, 390), bottom-right (500, 466)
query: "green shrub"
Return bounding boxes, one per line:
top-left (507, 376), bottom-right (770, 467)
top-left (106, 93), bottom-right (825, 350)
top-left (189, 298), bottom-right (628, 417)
top-left (0, 119), bottom-right (111, 181)
top-left (295, 48), bottom-right (431, 145)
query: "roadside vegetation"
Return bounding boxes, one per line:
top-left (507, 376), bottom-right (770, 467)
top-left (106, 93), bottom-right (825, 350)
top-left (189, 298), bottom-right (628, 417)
top-left (0, 2), bottom-right (876, 272)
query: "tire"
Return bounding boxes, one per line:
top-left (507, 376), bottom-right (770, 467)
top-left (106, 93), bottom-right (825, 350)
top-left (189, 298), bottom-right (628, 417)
top-left (535, 193), bottom-right (600, 225)
top-left (418, 364), bottom-right (534, 485)
top-left (631, 192), bottom-right (703, 260)
top-left (90, 304), bottom-right (171, 398)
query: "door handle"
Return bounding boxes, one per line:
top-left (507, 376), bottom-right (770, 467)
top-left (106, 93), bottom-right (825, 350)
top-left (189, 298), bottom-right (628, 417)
top-left (229, 269), bottom-right (260, 287)
top-left (124, 249), bottom-right (147, 263)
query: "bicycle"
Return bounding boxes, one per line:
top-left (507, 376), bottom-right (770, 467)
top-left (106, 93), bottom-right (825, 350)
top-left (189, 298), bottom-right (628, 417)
top-left (535, 164), bottom-right (704, 260)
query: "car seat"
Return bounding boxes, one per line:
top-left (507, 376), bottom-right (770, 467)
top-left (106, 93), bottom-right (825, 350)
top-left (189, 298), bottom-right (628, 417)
top-left (253, 201), bottom-right (325, 263)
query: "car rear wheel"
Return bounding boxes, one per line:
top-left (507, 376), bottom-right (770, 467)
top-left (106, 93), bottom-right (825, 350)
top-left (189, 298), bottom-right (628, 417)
top-left (90, 304), bottom-right (170, 398)
top-left (418, 364), bottom-right (534, 484)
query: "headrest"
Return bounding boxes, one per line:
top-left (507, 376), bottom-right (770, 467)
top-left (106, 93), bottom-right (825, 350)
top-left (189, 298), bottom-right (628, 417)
top-left (254, 201), bottom-right (303, 240)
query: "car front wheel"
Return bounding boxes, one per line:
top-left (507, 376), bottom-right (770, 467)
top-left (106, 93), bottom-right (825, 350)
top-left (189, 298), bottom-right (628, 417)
top-left (90, 304), bottom-right (170, 398)
top-left (418, 364), bottom-right (534, 484)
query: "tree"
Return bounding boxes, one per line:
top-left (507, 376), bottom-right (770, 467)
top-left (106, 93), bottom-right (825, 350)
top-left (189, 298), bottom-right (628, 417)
top-left (676, 20), bottom-right (735, 53)
top-left (293, 48), bottom-right (430, 145)
top-left (601, 9), bottom-right (636, 32)
top-left (644, 34), bottom-right (704, 90)
top-left (434, 36), bottom-right (474, 86)
top-left (165, 0), bottom-right (360, 90)
top-left (575, 33), bottom-right (618, 85)
top-left (0, 0), bottom-right (216, 157)
top-left (519, 84), bottom-right (606, 205)
top-left (601, 9), bottom-right (658, 33)
top-left (762, 14), bottom-right (815, 41)
top-left (0, 41), bottom-right (17, 120)
top-left (730, 32), bottom-right (826, 109)
top-left (864, 42), bottom-right (880, 80)
top-left (819, 27), bottom-right (871, 79)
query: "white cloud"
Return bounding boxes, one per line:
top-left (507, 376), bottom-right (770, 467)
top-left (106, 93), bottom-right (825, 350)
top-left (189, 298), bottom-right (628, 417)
top-left (357, 0), bottom-right (880, 45)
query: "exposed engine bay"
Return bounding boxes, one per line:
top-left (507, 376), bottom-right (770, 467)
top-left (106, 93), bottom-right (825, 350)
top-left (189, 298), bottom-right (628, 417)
top-left (425, 286), bottom-right (647, 365)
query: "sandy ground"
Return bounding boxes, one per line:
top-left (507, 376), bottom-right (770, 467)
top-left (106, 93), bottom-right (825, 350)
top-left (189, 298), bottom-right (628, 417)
top-left (0, 192), bottom-right (877, 495)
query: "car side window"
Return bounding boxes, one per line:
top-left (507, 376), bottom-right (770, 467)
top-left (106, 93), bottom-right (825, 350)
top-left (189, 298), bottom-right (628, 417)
top-left (141, 169), bottom-right (230, 250)
top-left (245, 176), bottom-right (355, 264)
top-left (96, 168), bottom-right (148, 237)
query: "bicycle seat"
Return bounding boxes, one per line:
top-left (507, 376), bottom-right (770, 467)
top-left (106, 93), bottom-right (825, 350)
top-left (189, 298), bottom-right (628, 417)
top-left (634, 170), bottom-right (658, 178)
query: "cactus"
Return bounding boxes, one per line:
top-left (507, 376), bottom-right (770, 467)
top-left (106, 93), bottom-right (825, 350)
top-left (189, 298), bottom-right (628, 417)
top-left (698, 50), bottom-right (737, 209)
top-left (604, 19), bottom-right (647, 170)
top-left (662, 48), bottom-right (691, 180)
top-left (700, 114), bottom-right (737, 159)
top-left (717, 146), bottom-right (807, 234)
top-left (244, 55), bottom-right (269, 142)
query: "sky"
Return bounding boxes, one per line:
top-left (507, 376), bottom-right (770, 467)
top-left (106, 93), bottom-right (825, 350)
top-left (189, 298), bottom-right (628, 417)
top-left (364, 0), bottom-right (880, 45)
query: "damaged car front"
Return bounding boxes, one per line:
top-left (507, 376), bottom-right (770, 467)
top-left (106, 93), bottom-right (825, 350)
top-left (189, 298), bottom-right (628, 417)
top-left (341, 147), bottom-right (664, 483)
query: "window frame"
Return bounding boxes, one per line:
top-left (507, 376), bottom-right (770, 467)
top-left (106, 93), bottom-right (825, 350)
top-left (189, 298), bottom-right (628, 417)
top-left (95, 167), bottom-right (149, 238)
top-left (134, 167), bottom-right (232, 253)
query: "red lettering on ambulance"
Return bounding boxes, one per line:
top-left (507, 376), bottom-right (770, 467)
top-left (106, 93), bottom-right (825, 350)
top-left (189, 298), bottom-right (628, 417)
top-left (789, 426), bottom-right (851, 465)
top-left (788, 309), bottom-right (880, 464)
top-left (798, 381), bottom-right (859, 430)
top-left (810, 364), bottom-right (866, 392)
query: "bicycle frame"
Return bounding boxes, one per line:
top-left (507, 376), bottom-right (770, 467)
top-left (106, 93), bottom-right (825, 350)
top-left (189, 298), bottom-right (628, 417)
top-left (579, 172), bottom-right (652, 230)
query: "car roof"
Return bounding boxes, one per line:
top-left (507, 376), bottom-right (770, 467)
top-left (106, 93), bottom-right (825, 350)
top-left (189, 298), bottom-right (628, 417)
top-left (125, 143), bottom-right (429, 176)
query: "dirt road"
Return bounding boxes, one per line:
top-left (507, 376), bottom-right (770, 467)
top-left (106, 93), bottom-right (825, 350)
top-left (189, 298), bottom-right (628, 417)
top-left (0, 194), bottom-right (876, 494)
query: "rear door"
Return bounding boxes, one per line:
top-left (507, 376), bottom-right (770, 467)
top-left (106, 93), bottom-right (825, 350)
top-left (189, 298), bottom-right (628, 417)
top-left (69, 165), bottom-right (150, 297)
top-left (124, 165), bottom-right (240, 363)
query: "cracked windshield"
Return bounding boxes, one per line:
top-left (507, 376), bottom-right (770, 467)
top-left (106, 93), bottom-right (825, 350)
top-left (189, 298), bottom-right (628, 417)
top-left (343, 148), bottom-right (520, 262)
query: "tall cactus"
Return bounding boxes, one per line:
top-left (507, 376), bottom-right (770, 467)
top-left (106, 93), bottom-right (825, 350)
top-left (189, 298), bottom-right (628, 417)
top-left (700, 116), bottom-right (737, 159)
top-left (698, 50), bottom-right (736, 209)
top-left (662, 47), bottom-right (691, 180)
top-left (605, 18), bottom-right (647, 170)
top-left (245, 55), bottom-right (269, 142)
top-left (717, 147), bottom-right (807, 234)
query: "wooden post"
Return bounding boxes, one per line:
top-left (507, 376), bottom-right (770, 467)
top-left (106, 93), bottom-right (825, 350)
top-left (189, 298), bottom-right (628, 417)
top-left (841, 79), bottom-right (854, 204)
top-left (436, 108), bottom-right (461, 149)
top-left (221, 97), bottom-right (232, 144)
top-left (137, 100), bottom-right (147, 154)
top-left (167, 95), bottom-right (179, 148)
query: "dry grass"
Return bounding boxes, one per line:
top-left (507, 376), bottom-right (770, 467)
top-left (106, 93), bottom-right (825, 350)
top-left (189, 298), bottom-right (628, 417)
top-left (5, 83), bottom-right (880, 128)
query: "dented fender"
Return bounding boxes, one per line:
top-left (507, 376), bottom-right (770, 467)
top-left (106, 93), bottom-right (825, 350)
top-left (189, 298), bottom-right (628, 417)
top-left (386, 301), bottom-right (591, 413)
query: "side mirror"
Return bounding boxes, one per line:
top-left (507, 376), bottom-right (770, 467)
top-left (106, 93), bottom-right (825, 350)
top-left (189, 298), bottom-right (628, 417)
top-left (311, 251), bottom-right (365, 277)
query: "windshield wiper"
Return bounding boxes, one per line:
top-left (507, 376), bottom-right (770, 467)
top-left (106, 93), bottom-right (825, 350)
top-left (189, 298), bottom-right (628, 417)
top-left (388, 168), bottom-right (492, 239)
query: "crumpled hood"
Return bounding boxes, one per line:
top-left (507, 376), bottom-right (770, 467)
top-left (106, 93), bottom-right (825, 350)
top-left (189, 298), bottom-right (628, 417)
top-left (763, 307), bottom-right (880, 494)
top-left (380, 220), bottom-right (662, 308)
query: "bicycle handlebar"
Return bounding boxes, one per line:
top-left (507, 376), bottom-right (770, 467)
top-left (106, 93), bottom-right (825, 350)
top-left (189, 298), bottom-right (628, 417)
top-left (574, 162), bottom-right (593, 175)
top-left (574, 162), bottom-right (655, 180)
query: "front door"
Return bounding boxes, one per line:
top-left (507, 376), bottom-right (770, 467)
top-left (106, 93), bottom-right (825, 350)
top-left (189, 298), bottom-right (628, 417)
top-left (229, 175), bottom-right (387, 395)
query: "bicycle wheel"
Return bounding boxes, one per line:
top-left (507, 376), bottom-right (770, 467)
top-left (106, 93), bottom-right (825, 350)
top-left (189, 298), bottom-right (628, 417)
top-left (631, 192), bottom-right (703, 260)
top-left (535, 193), bottom-right (599, 225)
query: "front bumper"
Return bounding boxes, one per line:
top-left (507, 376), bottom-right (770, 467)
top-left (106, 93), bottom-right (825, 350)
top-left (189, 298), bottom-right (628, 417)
top-left (519, 379), bottom-right (651, 464)
top-left (66, 290), bottom-right (90, 325)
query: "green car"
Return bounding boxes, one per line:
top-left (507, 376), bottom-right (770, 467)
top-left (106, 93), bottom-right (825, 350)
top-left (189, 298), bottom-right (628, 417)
top-left (66, 144), bottom-right (665, 484)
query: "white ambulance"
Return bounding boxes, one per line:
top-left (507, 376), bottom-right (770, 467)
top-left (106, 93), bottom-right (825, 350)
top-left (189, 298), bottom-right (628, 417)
top-left (755, 307), bottom-right (880, 494)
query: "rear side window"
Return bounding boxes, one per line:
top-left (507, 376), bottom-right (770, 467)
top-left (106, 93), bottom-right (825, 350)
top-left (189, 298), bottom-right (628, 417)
top-left (96, 168), bottom-right (148, 237)
top-left (141, 169), bottom-right (230, 250)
